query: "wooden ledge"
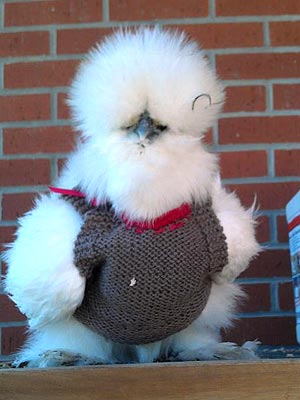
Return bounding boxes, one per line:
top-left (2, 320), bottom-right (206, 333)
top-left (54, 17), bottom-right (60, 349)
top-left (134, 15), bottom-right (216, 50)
top-left (1, 359), bottom-right (300, 400)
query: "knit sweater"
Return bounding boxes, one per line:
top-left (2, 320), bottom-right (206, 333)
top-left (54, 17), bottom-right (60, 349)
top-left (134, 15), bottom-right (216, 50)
top-left (61, 192), bottom-right (228, 345)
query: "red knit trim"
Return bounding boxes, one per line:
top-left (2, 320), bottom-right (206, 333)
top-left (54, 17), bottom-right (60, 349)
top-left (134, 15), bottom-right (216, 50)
top-left (49, 186), bottom-right (86, 198)
top-left (49, 186), bottom-right (98, 207)
top-left (49, 186), bottom-right (191, 233)
top-left (122, 203), bottom-right (191, 233)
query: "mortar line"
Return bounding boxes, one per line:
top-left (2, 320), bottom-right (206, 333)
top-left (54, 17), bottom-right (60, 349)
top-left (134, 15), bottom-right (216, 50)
top-left (222, 176), bottom-right (300, 184)
top-left (2, 14), bottom-right (300, 33)
top-left (266, 81), bottom-right (274, 112)
top-left (204, 50), bottom-right (214, 68)
top-left (49, 27), bottom-right (57, 56)
top-left (1, 0), bottom-right (44, 3)
top-left (0, 185), bottom-right (49, 194)
top-left (208, 0), bottom-right (216, 18)
top-left (269, 214), bottom-right (278, 243)
top-left (1, 151), bottom-right (298, 165)
top-left (220, 110), bottom-right (300, 118)
top-left (0, 62), bottom-right (3, 90)
top-left (215, 143), bottom-right (300, 151)
top-left (211, 50), bottom-right (216, 71)
top-left (270, 282), bottom-right (279, 312)
top-left (1, 87), bottom-right (68, 95)
top-left (0, 119), bottom-right (72, 128)
top-left (3, 54), bottom-right (84, 64)
top-left (212, 122), bottom-right (219, 145)
top-left (214, 46), bottom-right (300, 55)
top-left (274, 210), bottom-right (286, 216)
top-left (236, 311), bottom-right (295, 318)
top-left (2, 45), bottom-right (300, 64)
top-left (50, 92), bottom-right (58, 121)
top-left (0, 127), bottom-right (3, 156)
top-left (0, 152), bottom-right (71, 160)
top-left (1, 146), bottom-right (292, 158)
top-left (0, 191), bottom-right (3, 224)
top-left (263, 20), bottom-right (270, 47)
top-left (237, 277), bottom-right (292, 285)
top-left (267, 148), bottom-right (275, 178)
top-left (255, 210), bottom-right (289, 218)
top-left (273, 211), bottom-right (280, 244)
top-left (0, 355), bottom-right (15, 362)
top-left (103, 0), bottom-right (110, 22)
top-left (0, 1), bottom-right (4, 29)
top-left (224, 78), bottom-right (300, 85)
top-left (0, 321), bottom-right (28, 328)
top-left (50, 156), bottom-right (58, 183)
top-left (3, 81), bottom-right (300, 95)
top-left (0, 219), bottom-right (22, 226)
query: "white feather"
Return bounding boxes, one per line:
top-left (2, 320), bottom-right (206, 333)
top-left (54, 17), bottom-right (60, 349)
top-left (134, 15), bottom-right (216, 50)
top-left (4, 27), bottom-right (260, 366)
top-left (4, 196), bottom-right (85, 328)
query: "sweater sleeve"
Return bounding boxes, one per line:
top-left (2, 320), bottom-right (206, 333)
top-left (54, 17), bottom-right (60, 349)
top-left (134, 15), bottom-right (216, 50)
top-left (61, 195), bottom-right (112, 279)
top-left (196, 203), bottom-right (229, 275)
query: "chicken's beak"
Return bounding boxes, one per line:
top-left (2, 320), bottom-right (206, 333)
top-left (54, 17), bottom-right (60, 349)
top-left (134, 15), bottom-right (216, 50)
top-left (135, 113), bottom-right (156, 141)
top-left (136, 118), bottom-right (151, 139)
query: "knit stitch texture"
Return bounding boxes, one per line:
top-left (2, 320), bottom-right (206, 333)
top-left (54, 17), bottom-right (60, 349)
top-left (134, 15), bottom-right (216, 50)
top-left (63, 194), bottom-right (228, 345)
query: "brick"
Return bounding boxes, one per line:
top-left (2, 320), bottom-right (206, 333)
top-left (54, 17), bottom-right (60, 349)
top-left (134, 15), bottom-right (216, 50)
top-left (270, 21), bottom-right (300, 46)
top-left (57, 158), bottom-right (68, 176)
top-left (216, 53), bottom-right (300, 80)
top-left (4, 60), bottom-right (78, 89)
top-left (110, 0), bottom-right (208, 20)
top-left (274, 84), bottom-right (300, 110)
top-left (57, 28), bottom-right (112, 54)
top-left (5, 0), bottom-right (102, 27)
top-left (240, 249), bottom-right (291, 278)
top-left (0, 159), bottom-right (51, 186)
top-left (275, 150), bottom-right (300, 177)
top-left (219, 116), bottom-right (300, 144)
top-left (0, 31), bottom-right (49, 57)
top-left (0, 94), bottom-right (50, 123)
top-left (277, 215), bottom-right (288, 243)
top-left (202, 128), bottom-right (213, 145)
top-left (220, 151), bottom-right (267, 179)
top-left (216, 0), bottom-right (300, 16)
top-left (3, 126), bottom-right (75, 155)
top-left (241, 284), bottom-right (271, 313)
top-left (223, 317), bottom-right (296, 346)
top-left (57, 93), bottom-right (71, 120)
top-left (0, 227), bottom-right (16, 278)
top-left (1, 326), bottom-right (27, 356)
top-left (226, 182), bottom-right (300, 210)
top-left (2, 193), bottom-right (37, 221)
top-left (0, 227), bottom-right (16, 253)
top-left (279, 282), bottom-right (294, 312)
top-left (223, 86), bottom-right (266, 113)
top-left (256, 216), bottom-right (270, 243)
top-left (0, 295), bottom-right (26, 323)
top-left (178, 23), bottom-right (263, 49)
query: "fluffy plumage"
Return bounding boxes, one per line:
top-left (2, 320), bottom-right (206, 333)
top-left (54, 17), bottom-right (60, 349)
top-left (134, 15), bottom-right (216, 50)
top-left (4, 28), bottom-right (260, 366)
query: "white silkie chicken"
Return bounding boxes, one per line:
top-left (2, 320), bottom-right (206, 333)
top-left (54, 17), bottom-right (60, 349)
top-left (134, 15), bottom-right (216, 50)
top-left (4, 28), bottom-right (260, 367)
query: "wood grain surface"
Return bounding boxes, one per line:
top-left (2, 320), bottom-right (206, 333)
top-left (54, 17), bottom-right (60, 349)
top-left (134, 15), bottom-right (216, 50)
top-left (1, 359), bottom-right (299, 400)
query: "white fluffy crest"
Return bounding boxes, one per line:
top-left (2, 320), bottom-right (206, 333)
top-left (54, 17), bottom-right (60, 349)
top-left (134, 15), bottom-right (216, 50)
top-left (69, 27), bottom-right (224, 139)
top-left (60, 27), bottom-right (224, 219)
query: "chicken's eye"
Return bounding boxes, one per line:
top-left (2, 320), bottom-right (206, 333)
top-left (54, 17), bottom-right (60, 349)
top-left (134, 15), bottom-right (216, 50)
top-left (156, 124), bottom-right (168, 132)
top-left (124, 124), bottom-right (135, 131)
top-left (122, 117), bottom-right (139, 131)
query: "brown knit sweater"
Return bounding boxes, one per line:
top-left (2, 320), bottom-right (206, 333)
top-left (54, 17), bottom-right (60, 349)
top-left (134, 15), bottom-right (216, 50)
top-left (63, 194), bottom-right (228, 345)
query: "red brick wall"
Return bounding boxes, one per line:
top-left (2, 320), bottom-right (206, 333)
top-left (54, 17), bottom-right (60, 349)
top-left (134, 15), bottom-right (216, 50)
top-left (1, 0), bottom-right (300, 359)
